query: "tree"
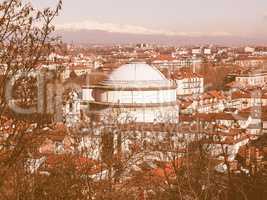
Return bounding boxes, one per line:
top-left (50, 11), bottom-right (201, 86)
top-left (0, 0), bottom-right (62, 198)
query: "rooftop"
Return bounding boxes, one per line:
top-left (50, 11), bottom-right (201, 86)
top-left (100, 63), bottom-right (173, 88)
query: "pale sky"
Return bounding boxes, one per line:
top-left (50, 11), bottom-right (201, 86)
top-left (30, 0), bottom-right (267, 37)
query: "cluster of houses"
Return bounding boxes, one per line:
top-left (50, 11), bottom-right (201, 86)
top-left (2, 44), bottom-right (267, 182)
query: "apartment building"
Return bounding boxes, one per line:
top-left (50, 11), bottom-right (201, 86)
top-left (173, 71), bottom-right (204, 97)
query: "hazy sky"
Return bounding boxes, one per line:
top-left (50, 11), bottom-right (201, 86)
top-left (31, 0), bottom-right (267, 37)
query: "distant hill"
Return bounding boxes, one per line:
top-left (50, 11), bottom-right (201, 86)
top-left (55, 29), bottom-right (267, 46)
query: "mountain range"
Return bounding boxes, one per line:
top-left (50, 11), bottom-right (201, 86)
top-left (55, 29), bottom-right (267, 46)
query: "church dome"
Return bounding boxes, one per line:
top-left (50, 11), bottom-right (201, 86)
top-left (87, 62), bottom-right (179, 123)
top-left (101, 63), bottom-right (172, 88)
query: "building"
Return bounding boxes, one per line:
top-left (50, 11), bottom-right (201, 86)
top-left (173, 71), bottom-right (204, 97)
top-left (63, 65), bottom-right (92, 80)
top-left (227, 69), bottom-right (267, 88)
top-left (84, 62), bottom-right (179, 123)
top-left (244, 46), bottom-right (255, 53)
top-left (230, 90), bottom-right (267, 110)
top-left (234, 57), bottom-right (266, 67)
top-left (151, 55), bottom-right (202, 71)
top-left (192, 48), bottom-right (202, 55)
top-left (204, 48), bottom-right (212, 55)
top-left (151, 54), bottom-right (185, 70)
top-left (180, 91), bottom-right (226, 114)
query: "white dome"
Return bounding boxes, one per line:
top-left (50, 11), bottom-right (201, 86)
top-left (101, 63), bottom-right (171, 87)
